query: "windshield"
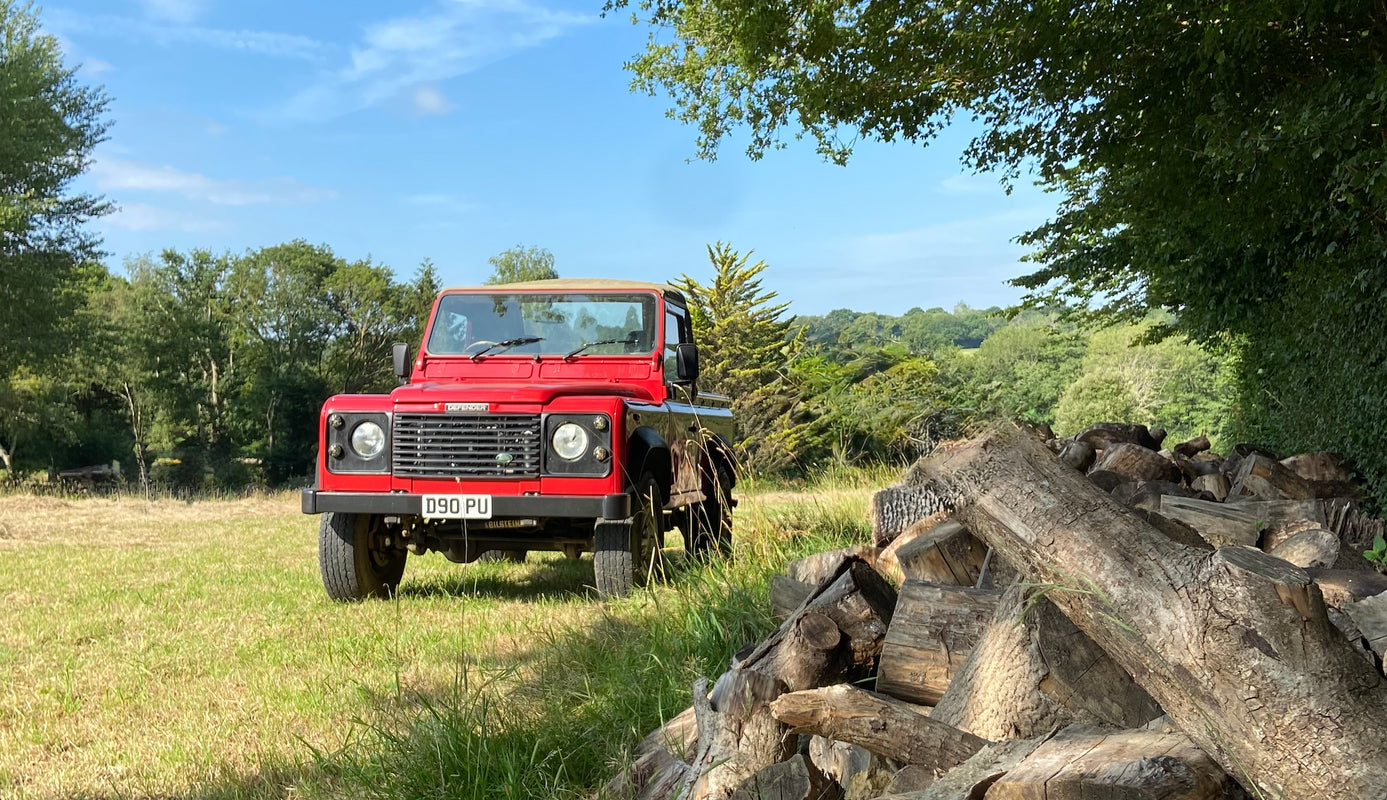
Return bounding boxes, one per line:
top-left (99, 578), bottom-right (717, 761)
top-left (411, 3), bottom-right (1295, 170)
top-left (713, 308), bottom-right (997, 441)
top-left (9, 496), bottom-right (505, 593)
top-left (426, 292), bottom-right (659, 357)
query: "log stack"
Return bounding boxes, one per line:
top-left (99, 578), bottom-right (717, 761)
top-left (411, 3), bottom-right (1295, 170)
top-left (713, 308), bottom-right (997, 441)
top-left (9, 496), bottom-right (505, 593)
top-left (609, 422), bottom-right (1387, 800)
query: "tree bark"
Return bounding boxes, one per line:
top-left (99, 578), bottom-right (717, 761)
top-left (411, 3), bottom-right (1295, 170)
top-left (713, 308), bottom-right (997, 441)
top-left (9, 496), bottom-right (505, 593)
top-left (1230, 453), bottom-right (1315, 501)
top-left (769, 684), bottom-right (990, 770)
top-left (770, 575), bottom-right (814, 621)
top-left (870, 484), bottom-right (949, 547)
top-left (1091, 442), bottom-right (1182, 483)
top-left (876, 581), bottom-right (1000, 705)
top-left (919, 424), bottom-right (1387, 800)
top-left (727, 754), bottom-right (842, 800)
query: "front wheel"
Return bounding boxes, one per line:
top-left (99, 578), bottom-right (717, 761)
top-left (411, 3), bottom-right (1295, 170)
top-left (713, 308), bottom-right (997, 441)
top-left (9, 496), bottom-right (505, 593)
top-left (685, 462), bottom-right (734, 559)
top-left (593, 474), bottom-right (664, 598)
top-left (319, 512), bottom-right (407, 601)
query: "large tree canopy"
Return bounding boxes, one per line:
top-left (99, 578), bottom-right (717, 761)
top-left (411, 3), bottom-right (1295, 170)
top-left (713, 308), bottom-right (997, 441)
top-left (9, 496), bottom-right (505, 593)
top-left (613, 0), bottom-right (1387, 499)
top-left (0, 1), bottom-right (110, 374)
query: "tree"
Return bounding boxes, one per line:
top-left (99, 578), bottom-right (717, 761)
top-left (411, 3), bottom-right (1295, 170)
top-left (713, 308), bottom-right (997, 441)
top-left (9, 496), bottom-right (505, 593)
top-left (613, 0), bottom-right (1387, 502)
top-left (0, 1), bottom-right (110, 375)
top-left (484, 245), bottom-right (557, 285)
top-left (676, 243), bottom-right (801, 472)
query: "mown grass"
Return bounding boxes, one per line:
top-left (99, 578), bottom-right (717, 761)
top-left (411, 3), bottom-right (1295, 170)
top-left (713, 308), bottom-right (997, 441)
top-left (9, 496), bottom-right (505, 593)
top-left (0, 471), bottom-right (879, 799)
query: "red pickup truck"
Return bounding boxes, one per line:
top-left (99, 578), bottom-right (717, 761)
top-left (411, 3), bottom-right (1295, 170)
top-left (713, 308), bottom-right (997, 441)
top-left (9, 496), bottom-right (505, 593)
top-left (301, 279), bottom-right (736, 599)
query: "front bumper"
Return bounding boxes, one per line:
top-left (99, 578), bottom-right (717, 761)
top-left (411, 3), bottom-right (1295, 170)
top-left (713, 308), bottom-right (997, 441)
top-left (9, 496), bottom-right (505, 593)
top-left (301, 489), bottom-right (630, 520)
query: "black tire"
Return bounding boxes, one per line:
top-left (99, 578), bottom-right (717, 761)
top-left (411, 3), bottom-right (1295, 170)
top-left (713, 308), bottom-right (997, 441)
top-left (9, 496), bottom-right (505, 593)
top-left (477, 549), bottom-right (527, 563)
top-left (685, 461), bottom-right (734, 559)
top-left (319, 512), bottom-right (407, 602)
top-left (594, 474), bottom-right (663, 598)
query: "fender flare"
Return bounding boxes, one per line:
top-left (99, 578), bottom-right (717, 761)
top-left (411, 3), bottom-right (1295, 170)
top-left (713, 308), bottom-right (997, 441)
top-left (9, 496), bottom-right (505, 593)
top-left (626, 426), bottom-right (672, 502)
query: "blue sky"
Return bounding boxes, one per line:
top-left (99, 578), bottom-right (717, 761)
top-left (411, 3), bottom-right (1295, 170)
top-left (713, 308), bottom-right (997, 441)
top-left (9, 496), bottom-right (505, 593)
top-left (47, 0), bottom-right (1056, 316)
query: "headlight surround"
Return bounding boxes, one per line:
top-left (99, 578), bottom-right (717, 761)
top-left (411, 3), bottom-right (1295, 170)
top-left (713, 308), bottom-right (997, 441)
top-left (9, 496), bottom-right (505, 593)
top-left (551, 422), bottom-right (590, 461)
top-left (350, 421), bottom-right (387, 460)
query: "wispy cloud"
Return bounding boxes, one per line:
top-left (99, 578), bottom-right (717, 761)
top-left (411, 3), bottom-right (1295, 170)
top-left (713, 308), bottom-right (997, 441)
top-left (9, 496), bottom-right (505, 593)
top-left (91, 156), bottom-right (336, 206)
top-left (410, 84), bottom-right (455, 116)
top-left (44, 8), bottom-right (331, 61)
top-left (105, 202), bottom-right (228, 233)
top-left (276, 0), bottom-right (593, 120)
top-left (138, 0), bottom-right (207, 24)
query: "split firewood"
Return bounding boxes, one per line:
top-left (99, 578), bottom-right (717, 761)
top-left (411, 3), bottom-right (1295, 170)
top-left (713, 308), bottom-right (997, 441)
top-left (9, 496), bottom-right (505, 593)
top-left (1220, 442), bottom-right (1282, 478)
top-left (1087, 469), bottom-right (1127, 492)
top-left (892, 519), bottom-right (988, 586)
top-left (683, 670), bottom-right (796, 800)
top-left (1190, 472), bottom-right (1231, 501)
top-left (1281, 451), bottom-right (1352, 483)
top-left (1173, 435), bottom-right (1212, 458)
top-left (1310, 569), bottom-right (1387, 609)
top-left (1113, 480), bottom-right (1192, 512)
top-left (876, 581), bottom-right (1001, 705)
top-left (885, 737), bottom-right (1048, 800)
top-left (1131, 508), bottom-right (1215, 552)
top-left (870, 485), bottom-right (949, 547)
top-left (770, 684), bottom-right (990, 771)
top-left (1091, 442), bottom-right (1183, 483)
top-left (788, 547), bottom-right (885, 588)
top-left (1058, 440), bottom-right (1095, 472)
top-left (880, 764), bottom-right (936, 796)
top-left (807, 736), bottom-right (871, 789)
top-left (1156, 496), bottom-right (1326, 550)
top-left (1229, 453), bottom-right (1316, 501)
top-left (985, 725), bottom-right (1239, 800)
top-left (919, 424), bottom-right (1387, 800)
top-left (727, 754), bottom-right (843, 800)
top-left (1076, 422), bottom-right (1162, 451)
top-left (1326, 501), bottom-right (1386, 557)
top-left (1345, 592), bottom-right (1387, 664)
top-left (771, 576), bottom-right (815, 621)
top-left (1268, 528), bottom-right (1340, 569)
top-left (1186, 451), bottom-right (1225, 477)
top-left (929, 582), bottom-right (1161, 740)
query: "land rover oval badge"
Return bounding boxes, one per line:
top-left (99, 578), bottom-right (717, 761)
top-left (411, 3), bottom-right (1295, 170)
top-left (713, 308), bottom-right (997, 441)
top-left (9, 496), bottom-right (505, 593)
top-left (495, 453), bottom-right (515, 466)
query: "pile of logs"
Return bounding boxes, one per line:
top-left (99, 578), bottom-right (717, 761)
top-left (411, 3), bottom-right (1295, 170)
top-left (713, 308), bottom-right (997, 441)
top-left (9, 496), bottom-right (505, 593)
top-left (608, 422), bottom-right (1387, 800)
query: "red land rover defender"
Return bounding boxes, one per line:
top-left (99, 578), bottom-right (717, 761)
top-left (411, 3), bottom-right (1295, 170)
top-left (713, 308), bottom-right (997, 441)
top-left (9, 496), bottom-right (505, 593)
top-left (300, 279), bottom-right (736, 600)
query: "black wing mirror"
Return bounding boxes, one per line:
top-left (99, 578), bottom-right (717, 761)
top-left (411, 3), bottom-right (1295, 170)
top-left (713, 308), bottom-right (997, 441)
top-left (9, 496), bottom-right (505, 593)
top-left (675, 343), bottom-right (699, 384)
top-left (392, 342), bottom-right (412, 382)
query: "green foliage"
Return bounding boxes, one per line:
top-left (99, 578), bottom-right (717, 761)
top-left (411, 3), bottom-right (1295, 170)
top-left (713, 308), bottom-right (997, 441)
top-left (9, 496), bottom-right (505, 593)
top-left (484, 245), bottom-right (558, 285)
top-left (0, 1), bottom-right (110, 376)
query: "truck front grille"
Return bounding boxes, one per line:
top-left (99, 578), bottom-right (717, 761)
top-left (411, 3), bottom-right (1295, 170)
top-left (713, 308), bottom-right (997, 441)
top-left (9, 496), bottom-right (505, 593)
top-left (392, 414), bottom-right (542, 478)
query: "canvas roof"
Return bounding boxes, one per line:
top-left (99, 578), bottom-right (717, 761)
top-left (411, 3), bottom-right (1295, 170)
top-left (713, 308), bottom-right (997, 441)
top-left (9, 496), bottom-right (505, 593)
top-left (441, 278), bottom-right (686, 302)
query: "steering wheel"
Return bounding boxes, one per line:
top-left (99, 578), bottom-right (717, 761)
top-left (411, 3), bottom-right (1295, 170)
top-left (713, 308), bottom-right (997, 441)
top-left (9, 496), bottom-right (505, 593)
top-left (462, 340), bottom-right (498, 355)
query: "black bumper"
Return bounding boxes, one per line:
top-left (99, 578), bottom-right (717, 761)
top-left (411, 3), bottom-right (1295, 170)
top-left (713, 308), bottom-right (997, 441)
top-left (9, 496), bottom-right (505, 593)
top-left (301, 489), bottom-right (630, 520)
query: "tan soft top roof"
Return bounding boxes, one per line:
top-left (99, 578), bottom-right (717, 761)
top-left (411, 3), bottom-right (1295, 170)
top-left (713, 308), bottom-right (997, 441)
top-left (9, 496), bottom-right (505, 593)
top-left (442, 278), bottom-right (686, 302)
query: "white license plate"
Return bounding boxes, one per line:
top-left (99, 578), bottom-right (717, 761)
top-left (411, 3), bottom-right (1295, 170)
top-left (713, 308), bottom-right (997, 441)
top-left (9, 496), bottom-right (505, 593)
top-left (421, 494), bottom-right (493, 519)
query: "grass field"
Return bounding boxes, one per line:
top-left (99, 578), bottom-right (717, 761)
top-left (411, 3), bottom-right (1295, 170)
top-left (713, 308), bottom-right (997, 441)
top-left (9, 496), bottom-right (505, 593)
top-left (0, 471), bottom-right (887, 799)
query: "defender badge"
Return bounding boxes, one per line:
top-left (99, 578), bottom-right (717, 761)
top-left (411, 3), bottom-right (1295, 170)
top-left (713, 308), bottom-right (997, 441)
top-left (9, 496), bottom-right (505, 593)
top-left (445, 402), bottom-right (489, 413)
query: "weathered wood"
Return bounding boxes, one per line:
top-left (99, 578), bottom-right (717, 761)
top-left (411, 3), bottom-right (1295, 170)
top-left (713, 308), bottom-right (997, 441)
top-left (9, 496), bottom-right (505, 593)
top-left (1131, 508), bottom-right (1214, 552)
top-left (1058, 440), bottom-right (1096, 473)
top-left (985, 726), bottom-right (1237, 800)
top-left (1281, 451), bottom-right (1352, 483)
top-left (1327, 501), bottom-right (1386, 558)
top-left (1229, 453), bottom-right (1315, 501)
top-left (771, 575), bottom-right (815, 621)
top-left (892, 518), bottom-right (1001, 587)
top-left (1190, 472), bottom-right (1231, 502)
top-left (881, 764), bottom-right (936, 796)
top-left (920, 424), bottom-right (1387, 800)
top-left (1156, 496), bottom-right (1325, 550)
top-left (1345, 591), bottom-right (1387, 663)
top-left (770, 684), bottom-right (990, 770)
top-left (1077, 423), bottom-right (1161, 451)
top-left (871, 485), bottom-right (949, 547)
top-left (1091, 442), bottom-right (1182, 484)
top-left (1268, 528), bottom-right (1340, 569)
top-left (807, 736), bottom-right (870, 790)
top-left (1087, 470), bottom-right (1128, 492)
top-left (1173, 435), bottom-right (1212, 458)
top-left (1115, 480), bottom-right (1192, 512)
top-left (685, 670), bottom-right (796, 800)
top-left (787, 546), bottom-right (884, 588)
top-left (892, 737), bottom-right (1047, 800)
top-left (641, 705), bottom-right (700, 762)
top-left (727, 754), bottom-right (843, 800)
top-left (1310, 569), bottom-right (1387, 609)
top-left (876, 581), bottom-right (1001, 705)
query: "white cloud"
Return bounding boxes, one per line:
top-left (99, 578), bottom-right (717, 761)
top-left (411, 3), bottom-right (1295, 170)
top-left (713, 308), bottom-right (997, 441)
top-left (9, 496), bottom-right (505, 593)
top-left (276, 0), bottom-right (593, 120)
top-left (91, 156), bottom-right (336, 206)
top-left (138, 0), bottom-right (206, 24)
top-left (105, 203), bottom-right (227, 233)
top-left (411, 84), bottom-right (455, 116)
top-left (44, 8), bottom-right (331, 61)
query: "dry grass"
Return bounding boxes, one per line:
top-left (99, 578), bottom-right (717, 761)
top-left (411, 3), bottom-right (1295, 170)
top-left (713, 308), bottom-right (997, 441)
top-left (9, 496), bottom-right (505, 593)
top-left (0, 479), bottom-right (882, 799)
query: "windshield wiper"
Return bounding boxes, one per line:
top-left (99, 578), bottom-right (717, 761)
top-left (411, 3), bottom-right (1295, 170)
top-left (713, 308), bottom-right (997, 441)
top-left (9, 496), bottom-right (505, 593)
top-left (469, 336), bottom-right (544, 361)
top-left (565, 336), bottom-right (637, 359)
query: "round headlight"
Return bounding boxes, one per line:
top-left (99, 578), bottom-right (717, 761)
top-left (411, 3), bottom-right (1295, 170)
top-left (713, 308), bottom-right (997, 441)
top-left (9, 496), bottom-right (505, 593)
top-left (551, 422), bottom-right (589, 461)
top-left (350, 421), bottom-right (386, 459)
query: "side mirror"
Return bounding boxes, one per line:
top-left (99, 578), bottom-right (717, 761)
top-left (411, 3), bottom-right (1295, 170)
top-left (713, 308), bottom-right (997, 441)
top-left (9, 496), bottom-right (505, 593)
top-left (675, 343), bottom-right (699, 384)
top-left (392, 342), bottom-right (412, 382)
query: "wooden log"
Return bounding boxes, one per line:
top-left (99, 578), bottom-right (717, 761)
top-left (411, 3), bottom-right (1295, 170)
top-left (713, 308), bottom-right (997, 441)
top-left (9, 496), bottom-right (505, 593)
top-left (895, 737), bottom-right (1047, 800)
top-left (1310, 569), bottom-right (1387, 609)
top-left (1156, 496), bottom-right (1325, 550)
top-left (1173, 435), bottom-right (1212, 458)
top-left (893, 519), bottom-right (987, 586)
top-left (876, 581), bottom-right (1001, 705)
top-left (685, 670), bottom-right (796, 800)
top-left (919, 424), bottom-right (1387, 800)
top-left (1268, 528), bottom-right (1340, 569)
top-left (1076, 422), bottom-right (1161, 451)
top-left (1087, 469), bottom-right (1127, 492)
top-left (727, 754), bottom-right (843, 800)
top-left (1090, 442), bottom-right (1182, 484)
top-left (1058, 440), bottom-right (1096, 473)
top-left (1131, 508), bottom-right (1215, 552)
top-left (771, 576), bottom-right (814, 621)
top-left (870, 484), bottom-right (948, 547)
top-left (1345, 591), bottom-right (1387, 664)
top-left (1229, 453), bottom-right (1315, 501)
top-left (787, 546), bottom-right (884, 588)
top-left (1190, 472), bottom-right (1230, 502)
top-left (881, 764), bottom-right (936, 796)
top-left (806, 736), bottom-right (870, 790)
top-left (986, 726), bottom-right (1238, 800)
top-left (1281, 451), bottom-right (1352, 483)
top-left (1116, 480), bottom-right (1193, 512)
top-left (769, 684), bottom-right (990, 770)
top-left (1220, 442), bottom-right (1281, 478)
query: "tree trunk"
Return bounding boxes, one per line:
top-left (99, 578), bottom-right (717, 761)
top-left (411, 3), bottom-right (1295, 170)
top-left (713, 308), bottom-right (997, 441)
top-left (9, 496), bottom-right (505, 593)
top-left (870, 484), bottom-right (949, 546)
top-left (769, 684), bottom-right (990, 770)
top-left (876, 581), bottom-right (1000, 705)
top-left (919, 424), bottom-right (1387, 800)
